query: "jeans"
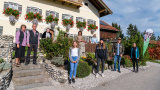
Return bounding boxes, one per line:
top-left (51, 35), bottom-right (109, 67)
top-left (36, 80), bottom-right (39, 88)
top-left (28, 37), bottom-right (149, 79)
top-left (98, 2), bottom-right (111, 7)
top-left (69, 56), bottom-right (78, 79)
top-left (132, 58), bottom-right (138, 71)
top-left (97, 58), bottom-right (105, 73)
top-left (114, 55), bottom-right (121, 71)
top-left (26, 44), bottom-right (38, 64)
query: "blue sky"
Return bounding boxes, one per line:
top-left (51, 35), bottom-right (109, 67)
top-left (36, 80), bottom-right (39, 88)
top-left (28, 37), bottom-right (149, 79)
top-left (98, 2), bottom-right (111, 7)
top-left (101, 0), bottom-right (160, 37)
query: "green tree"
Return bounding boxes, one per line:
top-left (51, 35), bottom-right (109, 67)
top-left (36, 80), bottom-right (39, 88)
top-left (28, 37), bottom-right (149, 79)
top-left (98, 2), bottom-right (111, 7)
top-left (112, 23), bottom-right (124, 39)
top-left (150, 33), bottom-right (156, 40)
top-left (157, 36), bottom-right (160, 41)
top-left (127, 24), bottom-right (139, 37)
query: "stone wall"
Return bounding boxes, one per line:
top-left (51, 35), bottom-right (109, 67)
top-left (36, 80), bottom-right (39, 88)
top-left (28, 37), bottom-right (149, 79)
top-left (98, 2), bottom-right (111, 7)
top-left (0, 35), bottom-right (14, 62)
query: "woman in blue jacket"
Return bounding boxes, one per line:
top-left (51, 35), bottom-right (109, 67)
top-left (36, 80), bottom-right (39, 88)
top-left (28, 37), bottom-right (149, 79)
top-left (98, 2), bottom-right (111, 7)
top-left (130, 43), bottom-right (139, 72)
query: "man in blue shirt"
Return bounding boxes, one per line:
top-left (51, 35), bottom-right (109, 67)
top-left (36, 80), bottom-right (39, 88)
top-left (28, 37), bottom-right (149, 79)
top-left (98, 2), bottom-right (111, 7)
top-left (112, 38), bottom-right (124, 73)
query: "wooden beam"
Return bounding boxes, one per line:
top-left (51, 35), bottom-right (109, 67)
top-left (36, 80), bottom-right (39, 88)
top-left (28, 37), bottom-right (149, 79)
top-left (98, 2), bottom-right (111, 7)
top-left (99, 9), bottom-right (106, 13)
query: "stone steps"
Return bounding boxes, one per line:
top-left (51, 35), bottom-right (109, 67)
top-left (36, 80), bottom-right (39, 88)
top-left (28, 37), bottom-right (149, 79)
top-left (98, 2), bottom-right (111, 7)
top-left (12, 63), bottom-right (51, 90)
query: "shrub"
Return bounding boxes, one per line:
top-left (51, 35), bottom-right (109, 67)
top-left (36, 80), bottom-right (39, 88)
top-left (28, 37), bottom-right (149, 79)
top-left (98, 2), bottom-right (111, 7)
top-left (0, 58), bottom-right (4, 63)
top-left (62, 19), bottom-right (74, 27)
top-left (3, 8), bottom-right (20, 18)
top-left (76, 60), bottom-right (92, 78)
top-left (45, 15), bottom-right (59, 23)
top-left (76, 21), bottom-right (86, 29)
top-left (123, 57), bottom-right (132, 67)
top-left (25, 12), bottom-right (42, 21)
top-left (88, 24), bottom-right (98, 31)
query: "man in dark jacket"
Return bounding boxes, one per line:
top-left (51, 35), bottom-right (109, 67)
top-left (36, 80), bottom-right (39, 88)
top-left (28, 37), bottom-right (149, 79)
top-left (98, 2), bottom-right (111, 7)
top-left (26, 24), bottom-right (40, 65)
top-left (112, 38), bottom-right (124, 73)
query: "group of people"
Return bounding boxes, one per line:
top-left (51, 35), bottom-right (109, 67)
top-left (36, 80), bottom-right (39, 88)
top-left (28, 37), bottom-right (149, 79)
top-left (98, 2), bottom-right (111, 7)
top-left (15, 24), bottom-right (139, 85)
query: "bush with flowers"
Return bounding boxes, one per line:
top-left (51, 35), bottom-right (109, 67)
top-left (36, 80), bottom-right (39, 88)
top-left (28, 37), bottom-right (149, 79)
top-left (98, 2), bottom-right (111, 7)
top-left (62, 19), bottom-right (74, 27)
top-left (76, 21), bottom-right (86, 29)
top-left (88, 24), bottom-right (98, 31)
top-left (3, 8), bottom-right (20, 18)
top-left (25, 12), bottom-right (42, 21)
top-left (45, 15), bottom-right (59, 23)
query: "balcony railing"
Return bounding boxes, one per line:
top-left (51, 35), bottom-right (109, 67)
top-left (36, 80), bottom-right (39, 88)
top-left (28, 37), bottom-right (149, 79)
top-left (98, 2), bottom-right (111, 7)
top-left (58, 0), bottom-right (83, 7)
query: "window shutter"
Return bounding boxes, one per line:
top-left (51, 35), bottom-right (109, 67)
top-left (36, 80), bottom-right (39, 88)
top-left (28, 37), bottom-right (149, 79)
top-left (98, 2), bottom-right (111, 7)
top-left (94, 21), bottom-right (96, 25)
top-left (39, 9), bottom-right (42, 15)
top-left (46, 10), bottom-right (49, 17)
top-left (18, 5), bottom-right (22, 13)
top-left (27, 7), bottom-right (31, 13)
top-left (62, 14), bottom-right (65, 20)
top-left (71, 16), bottom-right (73, 20)
top-left (4, 2), bottom-right (9, 9)
top-left (56, 12), bottom-right (59, 18)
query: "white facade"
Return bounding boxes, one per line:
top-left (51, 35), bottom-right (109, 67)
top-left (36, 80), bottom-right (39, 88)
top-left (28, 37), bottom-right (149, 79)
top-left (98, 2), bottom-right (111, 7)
top-left (0, 0), bottom-right (100, 42)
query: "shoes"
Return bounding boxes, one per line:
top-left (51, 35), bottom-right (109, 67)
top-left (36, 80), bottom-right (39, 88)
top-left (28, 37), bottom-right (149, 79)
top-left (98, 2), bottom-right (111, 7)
top-left (118, 71), bottom-right (121, 73)
top-left (25, 62), bottom-right (29, 65)
top-left (101, 73), bottom-right (105, 77)
top-left (33, 62), bottom-right (37, 65)
top-left (69, 79), bottom-right (72, 84)
top-left (95, 73), bottom-right (99, 78)
top-left (72, 78), bottom-right (75, 83)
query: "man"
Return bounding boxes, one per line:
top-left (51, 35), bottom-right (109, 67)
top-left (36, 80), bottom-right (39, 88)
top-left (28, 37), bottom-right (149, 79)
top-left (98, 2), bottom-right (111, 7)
top-left (130, 43), bottom-right (139, 72)
top-left (15, 25), bottom-right (27, 67)
top-left (26, 24), bottom-right (40, 65)
top-left (112, 38), bottom-right (124, 73)
top-left (90, 34), bottom-right (98, 44)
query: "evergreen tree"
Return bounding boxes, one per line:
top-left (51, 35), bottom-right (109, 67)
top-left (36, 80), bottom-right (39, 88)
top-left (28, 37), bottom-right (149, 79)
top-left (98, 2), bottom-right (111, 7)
top-left (112, 23), bottom-right (124, 39)
top-left (157, 36), bottom-right (160, 41)
top-left (150, 33), bottom-right (156, 40)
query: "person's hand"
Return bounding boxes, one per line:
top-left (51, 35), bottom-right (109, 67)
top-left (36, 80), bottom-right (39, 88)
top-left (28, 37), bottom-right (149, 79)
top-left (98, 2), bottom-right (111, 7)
top-left (137, 58), bottom-right (139, 60)
top-left (113, 53), bottom-right (115, 56)
top-left (17, 44), bottom-right (20, 48)
top-left (27, 44), bottom-right (30, 47)
top-left (120, 54), bottom-right (123, 57)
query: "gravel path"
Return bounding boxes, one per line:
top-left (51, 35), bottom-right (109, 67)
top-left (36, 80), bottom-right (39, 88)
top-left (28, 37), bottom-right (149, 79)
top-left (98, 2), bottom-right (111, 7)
top-left (91, 62), bottom-right (160, 90)
top-left (28, 62), bottom-right (151, 90)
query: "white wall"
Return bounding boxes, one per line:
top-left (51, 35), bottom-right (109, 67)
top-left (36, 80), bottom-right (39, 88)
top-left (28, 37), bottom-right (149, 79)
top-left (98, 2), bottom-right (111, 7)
top-left (0, 0), bottom-right (100, 42)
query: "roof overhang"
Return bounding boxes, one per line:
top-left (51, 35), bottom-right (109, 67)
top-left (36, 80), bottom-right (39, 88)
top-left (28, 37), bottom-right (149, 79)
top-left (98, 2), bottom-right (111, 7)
top-left (89, 0), bottom-right (113, 17)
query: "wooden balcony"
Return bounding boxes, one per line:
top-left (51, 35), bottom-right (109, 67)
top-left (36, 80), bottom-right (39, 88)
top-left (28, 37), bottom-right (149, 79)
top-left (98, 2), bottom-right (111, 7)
top-left (58, 0), bottom-right (83, 7)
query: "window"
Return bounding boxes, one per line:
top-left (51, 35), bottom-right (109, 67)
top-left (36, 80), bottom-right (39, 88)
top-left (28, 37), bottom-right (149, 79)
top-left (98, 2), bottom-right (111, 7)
top-left (0, 26), bottom-right (3, 35)
top-left (62, 14), bottom-right (73, 20)
top-left (87, 19), bottom-right (96, 25)
top-left (83, 36), bottom-right (92, 43)
top-left (76, 17), bottom-right (85, 22)
top-left (46, 10), bottom-right (59, 18)
top-left (4, 2), bottom-right (22, 12)
top-left (27, 7), bottom-right (42, 15)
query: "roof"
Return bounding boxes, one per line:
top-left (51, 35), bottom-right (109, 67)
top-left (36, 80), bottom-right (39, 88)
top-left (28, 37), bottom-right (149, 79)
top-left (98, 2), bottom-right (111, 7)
top-left (100, 20), bottom-right (120, 32)
top-left (89, 0), bottom-right (112, 17)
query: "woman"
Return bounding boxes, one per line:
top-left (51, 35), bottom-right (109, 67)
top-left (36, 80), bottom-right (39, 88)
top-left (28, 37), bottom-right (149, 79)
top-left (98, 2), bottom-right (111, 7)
top-left (42, 28), bottom-right (52, 39)
top-left (50, 29), bottom-right (54, 41)
top-left (15, 25), bottom-right (27, 67)
top-left (130, 43), bottom-right (139, 72)
top-left (69, 41), bottom-right (80, 84)
top-left (77, 31), bottom-right (86, 57)
top-left (95, 39), bottom-right (108, 77)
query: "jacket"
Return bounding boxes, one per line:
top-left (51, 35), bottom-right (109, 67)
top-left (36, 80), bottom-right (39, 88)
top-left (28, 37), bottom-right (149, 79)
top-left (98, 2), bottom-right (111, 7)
top-left (130, 47), bottom-right (139, 59)
top-left (112, 43), bottom-right (124, 55)
top-left (69, 47), bottom-right (80, 62)
top-left (95, 44), bottom-right (108, 59)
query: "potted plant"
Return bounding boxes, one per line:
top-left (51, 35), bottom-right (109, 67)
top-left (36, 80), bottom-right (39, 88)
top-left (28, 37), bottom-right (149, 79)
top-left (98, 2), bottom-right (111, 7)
top-left (3, 8), bottom-right (21, 24)
top-left (25, 12), bottom-right (43, 25)
top-left (62, 19), bottom-right (74, 31)
top-left (88, 24), bottom-right (98, 34)
top-left (45, 15), bottom-right (59, 29)
top-left (76, 21), bottom-right (86, 31)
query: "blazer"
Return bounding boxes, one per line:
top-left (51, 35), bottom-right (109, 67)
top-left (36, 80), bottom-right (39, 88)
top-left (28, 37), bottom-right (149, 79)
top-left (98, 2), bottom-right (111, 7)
top-left (112, 43), bottom-right (124, 55)
top-left (69, 47), bottom-right (80, 62)
top-left (130, 47), bottom-right (140, 59)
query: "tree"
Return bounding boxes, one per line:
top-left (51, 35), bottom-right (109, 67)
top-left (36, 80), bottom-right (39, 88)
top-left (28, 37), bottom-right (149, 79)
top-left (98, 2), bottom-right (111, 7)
top-left (127, 24), bottom-right (138, 37)
top-left (157, 36), bottom-right (160, 41)
top-left (150, 33), bottom-right (156, 40)
top-left (112, 23), bottom-right (124, 39)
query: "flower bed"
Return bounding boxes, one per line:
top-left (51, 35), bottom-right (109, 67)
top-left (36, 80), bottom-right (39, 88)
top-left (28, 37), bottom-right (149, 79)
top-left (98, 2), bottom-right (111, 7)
top-left (76, 21), bottom-right (86, 29)
top-left (25, 12), bottom-right (42, 21)
top-left (45, 15), bottom-right (59, 23)
top-left (3, 8), bottom-right (20, 18)
top-left (62, 19), bottom-right (74, 27)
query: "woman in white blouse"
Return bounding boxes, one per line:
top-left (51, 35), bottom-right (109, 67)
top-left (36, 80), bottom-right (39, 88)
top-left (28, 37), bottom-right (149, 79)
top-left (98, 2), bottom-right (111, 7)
top-left (69, 41), bottom-right (80, 84)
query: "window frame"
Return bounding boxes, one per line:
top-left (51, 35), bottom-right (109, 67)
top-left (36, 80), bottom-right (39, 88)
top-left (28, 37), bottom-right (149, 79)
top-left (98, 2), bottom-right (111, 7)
top-left (87, 19), bottom-right (96, 25)
top-left (62, 14), bottom-right (73, 20)
top-left (46, 10), bottom-right (59, 18)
